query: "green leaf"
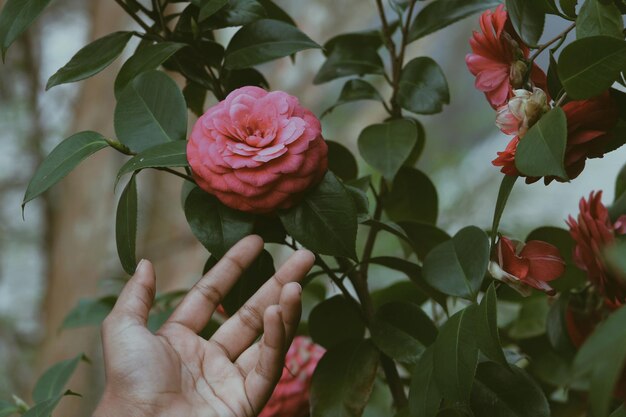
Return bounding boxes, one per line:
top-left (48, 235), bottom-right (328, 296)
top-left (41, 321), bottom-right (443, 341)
top-left (310, 340), bottom-right (379, 417)
top-left (324, 30), bottom-right (384, 53)
top-left (198, 0), bottom-right (229, 21)
top-left (184, 186), bottom-right (255, 258)
top-left (408, 0), bottom-right (501, 41)
top-left (399, 221), bottom-right (451, 261)
top-left (280, 171), bottom-right (358, 259)
top-left (433, 306), bottom-right (479, 403)
top-left (610, 162), bottom-right (626, 221)
top-left (475, 284), bottom-right (509, 367)
top-left (515, 107), bottom-right (568, 179)
top-left (358, 120), bottom-right (418, 181)
top-left (257, 0), bottom-right (296, 25)
top-left (347, 185), bottom-right (370, 222)
top-left (0, 402), bottom-right (19, 417)
top-left (573, 306), bottom-right (626, 417)
top-left (0, 0), bottom-right (52, 60)
top-left (371, 281), bottom-right (428, 309)
top-left (470, 362), bottom-right (550, 417)
top-left (490, 175), bottom-right (517, 245)
top-left (309, 295), bottom-right (365, 349)
top-left (322, 79), bottom-right (383, 116)
top-left (385, 167), bottom-right (438, 224)
top-left (221, 67), bottom-right (269, 95)
top-left (116, 174), bottom-right (138, 275)
top-left (61, 297), bottom-right (116, 329)
top-left (505, 0), bottom-right (546, 46)
top-left (222, 250), bottom-right (275, 315)
top-left (526, 226), bottom-right (586, 291)
top-left (398, 57), bottom-right (450, 115)
top-left (576, 0), bottom-right (624, 39)
top-left (114, 42), bottom-right (187, 98)
top-left (558, 36), bottom-right (626, 99)
top-left (224, 19), bottom-right (320, 69)
top-left (507, 295), bottom-right (549, 339)
top-left (205, 0), bottom-right (266, 28)
top-left (423, 226), bottom-right (489, 300)
top-left (22, 395), bottom-right (64, 417)
top-left (23, 131), bottom-right (108, 207)
top-left (409, 348), bottom-right (442, 417)
top-left (546, 52), bottom-right (564, 102)
top-left (314, 41), bottom-right (384, 84)
top-left (116, 141), bottom-right (189, 185)
top-left (546, 293), bottom-right (576, 355)
top-left (560, 0), bottom-right (579, 18)
top-left (183, 82), bottom-right (207, 117)
top-left (114, 71), bottom-right (188, 153)
top-left (371, 301), bottom-right (437, 364)
top-left (46, 32), bottom-right (132, 91)
top-left (327, 140), bottom-right (358, 181)
top-left (33, 355), bottom-right (82, 403)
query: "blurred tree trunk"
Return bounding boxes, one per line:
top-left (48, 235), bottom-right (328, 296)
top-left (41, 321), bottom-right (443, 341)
top-left (36, 2), bottom-right (127, 415)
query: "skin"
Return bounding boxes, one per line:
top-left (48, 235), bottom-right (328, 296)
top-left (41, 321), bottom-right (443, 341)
top-left (93, 235), bottom-right (315, 417)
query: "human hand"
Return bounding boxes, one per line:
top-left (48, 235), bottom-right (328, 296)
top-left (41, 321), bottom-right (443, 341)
top-left (93, 236), bottom-right (315, 417)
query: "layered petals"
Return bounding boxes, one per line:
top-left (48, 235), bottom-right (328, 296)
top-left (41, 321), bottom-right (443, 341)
top-left (187, 86), bottom-right (328, 213)
top-left (489, 236), bottom-right (565, 296)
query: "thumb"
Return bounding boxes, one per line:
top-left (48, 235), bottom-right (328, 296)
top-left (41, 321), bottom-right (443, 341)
top-left (108, 259), bottom-right (156, 327)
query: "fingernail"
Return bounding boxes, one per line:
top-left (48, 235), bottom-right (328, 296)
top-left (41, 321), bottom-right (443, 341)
top-left (135, 259), bottom-right (146, 273)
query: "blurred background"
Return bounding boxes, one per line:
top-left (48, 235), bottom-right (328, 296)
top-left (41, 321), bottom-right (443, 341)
top-left (0, 0), bottom-right (624, 415)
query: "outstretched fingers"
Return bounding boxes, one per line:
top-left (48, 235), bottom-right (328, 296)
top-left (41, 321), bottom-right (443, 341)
top-left (106, 259), bottom-right (156, 329)
top-left (211, 250), bottom-right (314, 361)
top-left (163, 235), bottom-right (264, 333)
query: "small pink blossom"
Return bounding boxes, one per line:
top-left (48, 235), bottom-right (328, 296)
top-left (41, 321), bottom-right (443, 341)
top-left (495, 88), bottom-right (550, 137)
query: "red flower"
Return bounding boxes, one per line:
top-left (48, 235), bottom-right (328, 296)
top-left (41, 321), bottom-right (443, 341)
top-left (566, 191), bottom-right (626, 303)
top-left (489, 236), bottom-right (565, 296)
top-left (258, 336), bottom-right (325, 417)
top-left (492, 92), bottom-right (619, 183)
top-left (466, 5), bottom-right (548, 109)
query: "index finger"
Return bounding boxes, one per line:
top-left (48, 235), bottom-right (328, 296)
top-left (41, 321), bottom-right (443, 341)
top-left (162, 235), bottom-right (264, 334)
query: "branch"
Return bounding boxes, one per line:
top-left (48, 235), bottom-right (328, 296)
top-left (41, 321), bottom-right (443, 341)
top-left (529, 22), bottom-right (575, 62)
top-left (114, 0), bottom-right (163, 39)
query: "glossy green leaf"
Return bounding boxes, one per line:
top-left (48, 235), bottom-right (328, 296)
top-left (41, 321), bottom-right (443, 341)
top-left (358, 120), bottom-right (418, 180)
top-left (515, 107), bottom-right (568, 179)
top-left (33, 354), bottom-right (82, 403)
top-left (224, 19), bottom-right (320, 69)
top-left (324, 30), bottom-right (383, 52)
top-left (546, 293), bottom-right (576, 355)
top-left (114, 71), bottom-right (187, 152)
top-left (526, 226), bottom-right (586, 291)
top-left (23, 131), bottom-right (108, 207)
top-left (371, 301), bottom-right (437, 364)
top-left (183, 82), bottom-right (207, 117)
top-left (409, 348), bottom-right (442, 417)
top-left (363, 219), bottom-right (412, 246)
top-left (221, 67), bottom-right (269, 95)
top-left (205, 0), bottom-right (266, 28)
top-left (116, 141), bottom-right (189, 185)
top-left (61, 297), bottom-right (117, 329)
top-left (558, 36), bottom-right (626, 99)
top-left (310, 340), bottom-right (379, 417)
top-left (184, 186), bottom-right (255, 258)
top-left (46, 31), bottom-right (132, 90)
top-left (0, 0), bottom-right (52, 60)
top-left (610, 162), bottom-right (626, 221)
top-left (371, 281), bottom-right (428, 309)
top-left (222, 250), bottom-right (275, 315)
top-left (198, 0), bottom-right (229, 21)
top-left (490, 175), bottom-right (517, 244)
top-left (346, 185), bottom-right (370, 222)
top-left (573, 306), bottom-right (626, 417)
top-left (433, 306), bottom-right (479, 403)
top-left (506, 0), bottom-right (546, 46)
top-left (423, 226), bottom-right (489, 300)
top-left (561, 0), bottom-right (579, 17)
top-left (327, 140), bottom-right (358, 181)
top-left (399, 221), bottom-right (451, 261)
top-left (114, 42), bottom-right (186, 98)
top-left (470, 362), bottom-right (550, 417)
top-left (116, 174), bottom-right (138, 275)
top-left (322, 79), bottom-right (383, 116)
top-left (309, 295), bottom-right (365, 349)
top-left (546, 52), bottom-right (564, 102)
top-left (257, 0), bottom-right (296, 25)
top-left (408, 0), bottom-right (501, 41)
top-left (280, 171), bottom-right (358, 259)
top-left (398, 57), bottom-right (450, 115)
top-left (576, 0), bottom-right (624, 39)
top-left (507, 295), bottom-right (549, 339)
top-left (476, 284), bottom-right (509, 367)
top-left (385, 167), bottom-right (438, 224)
top-left (314, 42), bottom-right (384, 84)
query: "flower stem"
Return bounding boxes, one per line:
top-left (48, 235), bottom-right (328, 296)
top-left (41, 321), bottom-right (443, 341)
top-left (529, 23), bottom-right (575, 62)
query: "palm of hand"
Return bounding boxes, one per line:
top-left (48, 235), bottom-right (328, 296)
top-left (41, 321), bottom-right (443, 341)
top-left (97, 236), bottom-right (312, 417)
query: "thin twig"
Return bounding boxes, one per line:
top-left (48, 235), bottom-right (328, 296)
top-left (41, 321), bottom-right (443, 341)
top-left (529, 23), bottom-right (575, 62)
top-left (155, 167), bottom-right (195, 183)
top-left (114, 0), bottom-right (164, 39)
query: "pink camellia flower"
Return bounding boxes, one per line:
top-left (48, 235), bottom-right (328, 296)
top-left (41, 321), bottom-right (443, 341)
top-left (187, 86), bottom-right (328, 213)
top-left (566, 191), bottom-right (626, 303)
top-left (259, 336), bottom-right (325, 417)
top-left (492, 92), bottom-right (619, 183)
top-left (466, 5), bottom-right (548, 109)
top-left (489, 236), bottom-right (565, 296)
top-left (495, 88), bottom-right (550, 137)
